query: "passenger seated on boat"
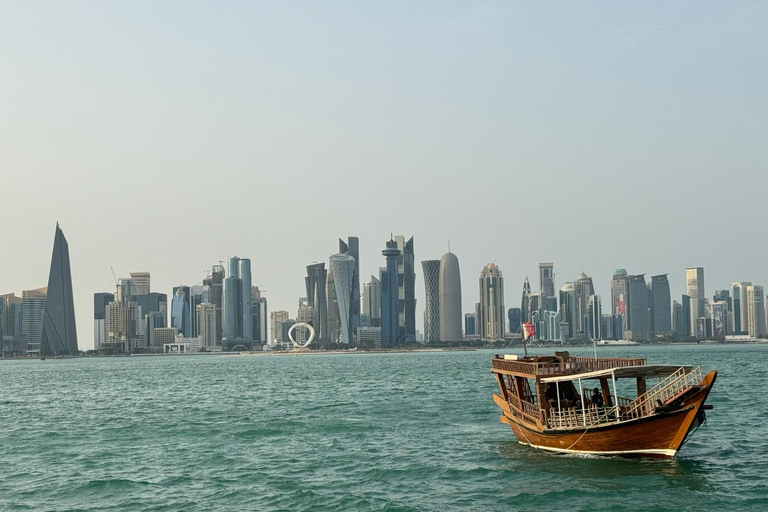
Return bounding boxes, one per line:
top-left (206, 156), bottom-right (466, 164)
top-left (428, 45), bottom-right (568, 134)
top-left (591, 388), bottom-right (604, 407)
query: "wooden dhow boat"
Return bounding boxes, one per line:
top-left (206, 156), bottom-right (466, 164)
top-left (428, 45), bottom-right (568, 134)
top-left (491, 352), bottom-right (717, 457)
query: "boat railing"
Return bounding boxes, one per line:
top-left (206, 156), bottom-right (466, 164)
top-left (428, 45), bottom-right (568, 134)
top-left (507, 393), bottom-right (542, 424)
top-left (547, 404), bottom-right (614, 429)
top-left (623, 366), bottom-right (703, 419)
top-left (492, 357), bottom-right (646, 377)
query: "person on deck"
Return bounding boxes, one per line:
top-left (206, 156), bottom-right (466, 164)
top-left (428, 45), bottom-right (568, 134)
top-left (591, 388), bottom-right (604, 407)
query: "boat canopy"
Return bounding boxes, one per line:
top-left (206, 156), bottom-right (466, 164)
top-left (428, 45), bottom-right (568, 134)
top-left (540, 365), bottom-right (693, 384)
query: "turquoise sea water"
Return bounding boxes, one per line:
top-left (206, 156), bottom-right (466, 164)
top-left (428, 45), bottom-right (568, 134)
top-left (1, 344), bottom-right (766, 511)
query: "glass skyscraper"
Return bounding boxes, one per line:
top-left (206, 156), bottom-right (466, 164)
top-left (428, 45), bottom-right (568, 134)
top-left (40, 224), bottom-right (78, 354)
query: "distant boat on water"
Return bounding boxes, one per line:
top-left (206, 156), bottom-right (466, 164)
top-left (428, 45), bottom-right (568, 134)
top-left (491, 351), bottom-right (716, 457)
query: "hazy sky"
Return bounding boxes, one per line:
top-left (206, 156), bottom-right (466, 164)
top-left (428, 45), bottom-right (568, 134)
top-left (2, 2), bottom-right (767, 349)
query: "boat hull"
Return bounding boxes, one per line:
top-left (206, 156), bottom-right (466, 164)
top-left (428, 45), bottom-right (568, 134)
top-left (495, 370), bottom-right (717, 458)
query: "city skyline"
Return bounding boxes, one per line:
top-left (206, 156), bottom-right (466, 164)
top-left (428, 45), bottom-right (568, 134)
top-left (2, 3), bottom-right (767, 349)
top-left (6, 224), bottom-right (768, 350)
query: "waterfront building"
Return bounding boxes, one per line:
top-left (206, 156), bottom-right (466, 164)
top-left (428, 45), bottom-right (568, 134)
top-left (153, 327), bottom-right (178, 349)
top-left (171, 286), bottom-right (192, 338)
top-left (747, 285), bottom-right (766, 337)
top-left (295, 297), bottom-right (316, 345)
top-left (574, 273), bottom-right (595, 338)
top-left (439, 252), bottom-right (462, 342)
top-left (464, 313), bottom-right (476, 336)
top-left (713, 290), bottom-right (732, 335)
top-left (732, 282), bottom-right (751, 335)
top-left (105, 298), bottom-right (141, 351)
top-left (559, 282), bottom-right (576, 339)
top-left (1, 293), bottom-right (23, 339)
top-left (203, 264), bottom-right (225, 344)
top-left (710, 301), bottom-right (728, 337)
top-left (539, 263), bottom-right (556, 309)
top-left (270, 310), bottom-right (289, 344)
top-left (222, 257), bottom-right (253, 342)
top-left (685, 268), bottom-right (705, 337)
top-left (625, 275), bottom-right (649, 341)
top-left (520, 277), bottom-right (531, 325)
top-left (40, 224), bottom-right (78, 354)
top-left (93, 292), bottom-right (114, 351)
top-left (281, 319), bottom-right (296, 345)
top-left (672, 300), bottom-right (682, 336)
top-left (380, 237), bottom-right (401, 347)
top-left (326, 270), bottom-right (338, 342)
top-left (357, 326), bottom-right (381, 345)
top-left (542, 310), bottom-right (561, 341)
top-left (251, 287), bottom-right (268, 344)
top-left (611, 269), bottom-right (629, 335)
top-left (305, 263), bottom-right (328, 341)
top-left (22, 288), bottom-right (47, 353)
top-left (681, 295), bottom-right (692, 338)
top-left (362, 277), bottom-right (381, 328)
top-left (196, 303), bottom-right (217, 350)
top-left (339, 237), bottom-right (361, 338)
top-left (650, 274), bottom-right (672, 337)
top-left (394, 235), bottom-right (416, 341)
top-left (508, 308), bottom-right (521, 335)
top-left (610, 314), bottom-right (623, 340)
top-left (330, 252), bottom-right (356, 344)
top-left (587, 295), bottom-right (602, 340)
top-left (479, 263), bottom-right (505, 341)
top-left (421, 260), bottom-right (441, 342)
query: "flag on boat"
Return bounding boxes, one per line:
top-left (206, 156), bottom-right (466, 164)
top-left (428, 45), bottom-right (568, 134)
top-left (523, 322), bottom-right (535, 340)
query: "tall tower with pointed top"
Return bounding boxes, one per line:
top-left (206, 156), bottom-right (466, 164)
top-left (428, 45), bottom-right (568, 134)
top-left (41, 223), bottom-right (78, 354)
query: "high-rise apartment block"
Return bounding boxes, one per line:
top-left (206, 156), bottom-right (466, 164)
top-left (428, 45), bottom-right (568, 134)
top-left (685, 267), bottom-right (705, 337)
top-left (479, 263), bottom-right (505, 341)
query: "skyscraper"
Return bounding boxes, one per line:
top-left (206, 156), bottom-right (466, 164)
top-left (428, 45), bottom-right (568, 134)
top-left (479, 263), bottom-right (505, 341)
top-left (574, 273), bottom-right (595, 338)
top-left (732, 282), bottom-right (751, 335)
top-left (251, 286), bottom-right (267, 344)
top-left (681, 295), bottom-right (692, 338)
top-left (203, 264), bottom-right (225, 344)
top-left (362, 276), bottom-right (381, 328)
top-left (746, 285), bottom-right (766, 337)
top-left (650, 274), bottom-right (672, 337)
top-left (330, 252), bottom-right (356, 344)
top-left (22, 288), bottom-right (47, 353)
top-left (305, 263), bottom-right (328, 341)
top-left (130, 272), bottom-right (150, 295)
top-left (626, 275), bottom-right (649, 341)
top-left (439, 251), bottom-right (462, 342)
top-left (559, 282), bottom-right (576, 339)
top-left (40, 224), bottom-right (78, 354)
top-left (464, 313), bottom-right (476, 336)
top-left (520, 277), bottom-right (531, 325)
top-left (222, 256), bottom-right (253, 342)
top-left (394, 235), bottom-right (416, 341)
top-left (685, 267), bottom-right (705, 337)
top-left (270, 310), bottom-right (289, 344)
top-left (380, 238), bottom-right (401, 347)
top-left (421, 260), bottom-right (441, 342)
top-left (94, 292), bottom-right (114, 351)
top-left (508, 308), bottom-right (521, 335)
top-left (611, 269), bottom-right (628, 336)
top-left (197, 302), bottom-right (217, 350)
top-left (587, 295), bottom-right (602, 340)
top-left (539, 263), bottom-right (556, 311)
top-left (339, 237), bottom-right (360, 338)
top-left (171, 286), bottom-right (192, 338)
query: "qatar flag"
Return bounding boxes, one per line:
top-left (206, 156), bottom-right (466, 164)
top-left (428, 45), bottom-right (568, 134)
top-left (523, 322), bottom-right (535, 340)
